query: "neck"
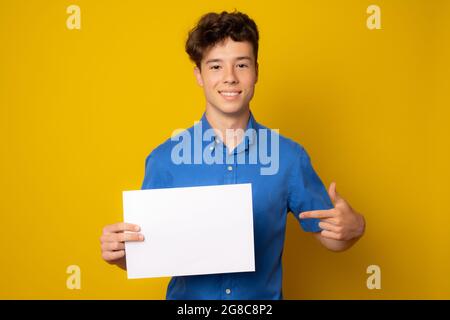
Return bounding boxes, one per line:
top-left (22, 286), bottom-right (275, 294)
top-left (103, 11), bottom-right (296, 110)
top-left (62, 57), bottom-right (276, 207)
top-left (205, 105), bottom-right (250, 151)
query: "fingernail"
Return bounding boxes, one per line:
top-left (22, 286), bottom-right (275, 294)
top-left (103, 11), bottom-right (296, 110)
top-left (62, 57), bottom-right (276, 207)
top-left (135, 225), bottom-right (140, 231)
top-left (139, 234), bottom-right (144, 241)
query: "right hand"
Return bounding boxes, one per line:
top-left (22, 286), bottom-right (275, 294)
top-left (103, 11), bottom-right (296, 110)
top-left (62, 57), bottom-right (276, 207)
top-left (100, 222), bottom-right (144, 267)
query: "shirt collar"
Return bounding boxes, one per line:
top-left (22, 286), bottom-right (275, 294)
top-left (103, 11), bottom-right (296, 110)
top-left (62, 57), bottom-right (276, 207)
top-left (199, 111), bottom-right (257, 152)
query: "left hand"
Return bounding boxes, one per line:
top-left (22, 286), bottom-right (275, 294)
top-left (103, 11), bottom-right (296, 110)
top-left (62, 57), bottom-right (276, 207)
top-left (299, 182), bottom-right (365, 241)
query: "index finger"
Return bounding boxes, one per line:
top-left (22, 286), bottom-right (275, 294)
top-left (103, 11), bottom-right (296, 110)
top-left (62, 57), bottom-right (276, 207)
top-left (299, 209), bottom-right (336, 219)
top-left (103, 222), bottom-right (140, 234)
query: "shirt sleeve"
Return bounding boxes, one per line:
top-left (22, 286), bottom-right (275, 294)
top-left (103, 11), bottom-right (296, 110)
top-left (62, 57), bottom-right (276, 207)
top-left (141, 150), bottom-right (172, 190)
top-left (287, 144), bottom-right (334, 232)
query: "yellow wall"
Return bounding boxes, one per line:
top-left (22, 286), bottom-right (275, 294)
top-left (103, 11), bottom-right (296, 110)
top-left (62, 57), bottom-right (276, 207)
top-left (1, 0), bottom-right (449, 299)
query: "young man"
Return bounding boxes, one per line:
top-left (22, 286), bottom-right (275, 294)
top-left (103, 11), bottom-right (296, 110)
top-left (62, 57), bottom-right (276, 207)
top-left (100, 11), bottom-right (365, 299)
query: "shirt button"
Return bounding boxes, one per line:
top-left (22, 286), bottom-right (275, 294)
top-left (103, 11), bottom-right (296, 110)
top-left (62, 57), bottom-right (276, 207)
top-left (227, 166), bottom-right (233, 171)
top-left (225, 289), bottom-right (231, 295)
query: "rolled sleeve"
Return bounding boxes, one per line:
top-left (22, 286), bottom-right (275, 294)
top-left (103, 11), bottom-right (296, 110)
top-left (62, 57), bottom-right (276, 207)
top-left (287, 144), bottom-right (334, 232)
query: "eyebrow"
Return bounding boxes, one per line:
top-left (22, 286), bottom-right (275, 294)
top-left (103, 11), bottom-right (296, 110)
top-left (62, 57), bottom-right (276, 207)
top-left (205, 56), bottom-right (253, 64)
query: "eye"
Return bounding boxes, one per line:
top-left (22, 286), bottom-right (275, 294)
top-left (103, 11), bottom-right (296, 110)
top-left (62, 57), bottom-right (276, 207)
top-left (237, 64), bottom-right (248, 68)
top-left (210, 65), bottom-right (221, 70)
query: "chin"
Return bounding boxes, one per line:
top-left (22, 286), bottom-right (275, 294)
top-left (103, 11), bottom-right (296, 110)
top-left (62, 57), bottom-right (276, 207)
top-left (214, 102), bottom-right (249, 116)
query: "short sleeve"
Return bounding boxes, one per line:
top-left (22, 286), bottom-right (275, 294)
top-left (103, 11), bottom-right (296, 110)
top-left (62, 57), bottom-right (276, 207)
top-left (287, 144), bottom-right (334, 232)
top-left (141, 150), bottom-right (172, 190)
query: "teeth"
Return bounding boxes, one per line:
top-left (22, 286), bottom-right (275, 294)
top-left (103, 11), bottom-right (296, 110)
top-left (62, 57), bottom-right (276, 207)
top-left (220, 91), bottom-right (240, 96)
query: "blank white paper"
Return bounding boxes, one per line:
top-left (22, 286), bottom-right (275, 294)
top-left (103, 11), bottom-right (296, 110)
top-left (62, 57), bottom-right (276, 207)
top-left (122, 183), bottom-right (255, 279)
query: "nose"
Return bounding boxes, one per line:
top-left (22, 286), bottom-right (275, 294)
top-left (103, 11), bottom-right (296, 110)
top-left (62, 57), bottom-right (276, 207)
top-left (223, 65), bottom-right (238, 84)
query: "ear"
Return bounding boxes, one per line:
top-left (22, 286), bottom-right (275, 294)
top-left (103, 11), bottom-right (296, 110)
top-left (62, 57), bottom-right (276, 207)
top-left (194, 66), bottom-right (204, 87)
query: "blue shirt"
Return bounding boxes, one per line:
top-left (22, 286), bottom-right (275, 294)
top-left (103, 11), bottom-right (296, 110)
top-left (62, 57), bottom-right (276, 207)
top-left (141, 112), bottom-right (333, 300)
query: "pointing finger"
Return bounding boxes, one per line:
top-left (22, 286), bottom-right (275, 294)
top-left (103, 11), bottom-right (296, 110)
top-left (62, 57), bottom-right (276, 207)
top-left (299, 209), bottom-right (337, 219)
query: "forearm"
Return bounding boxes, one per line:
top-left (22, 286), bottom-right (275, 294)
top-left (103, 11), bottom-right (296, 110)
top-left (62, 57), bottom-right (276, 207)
top-left (117, 259), bottom-right (127, 270)
top-left (109, 257), bottom-right (127, 271)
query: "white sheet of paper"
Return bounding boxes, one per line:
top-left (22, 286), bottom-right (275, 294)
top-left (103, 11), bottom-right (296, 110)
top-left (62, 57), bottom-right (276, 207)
top-left (122, 183), bottom-right (255, 279)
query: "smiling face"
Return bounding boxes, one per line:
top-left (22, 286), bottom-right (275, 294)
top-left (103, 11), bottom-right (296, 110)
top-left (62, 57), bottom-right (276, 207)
top-left (194, 37), bottom-right (258, 117)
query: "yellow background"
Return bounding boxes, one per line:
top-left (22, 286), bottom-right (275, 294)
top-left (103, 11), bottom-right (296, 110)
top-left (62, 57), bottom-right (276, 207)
top-left (1, 0), bottom-right (449, 299)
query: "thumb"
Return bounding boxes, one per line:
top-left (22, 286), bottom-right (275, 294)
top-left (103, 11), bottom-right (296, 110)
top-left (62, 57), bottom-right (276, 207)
top-left (328, 181), bottom-right (341, 205)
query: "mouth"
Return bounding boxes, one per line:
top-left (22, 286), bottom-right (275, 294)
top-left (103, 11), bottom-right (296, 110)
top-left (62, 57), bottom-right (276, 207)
top-left (218, 90), bottom-right (242, 100)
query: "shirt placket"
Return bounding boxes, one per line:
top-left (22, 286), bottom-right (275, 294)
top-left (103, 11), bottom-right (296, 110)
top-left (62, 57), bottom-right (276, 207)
top-left (216, 138), bottom-right (237, 298)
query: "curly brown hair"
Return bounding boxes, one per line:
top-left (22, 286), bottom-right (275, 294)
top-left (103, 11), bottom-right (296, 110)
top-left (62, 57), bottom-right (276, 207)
top-left (185, 10), bottom-right (259, 70)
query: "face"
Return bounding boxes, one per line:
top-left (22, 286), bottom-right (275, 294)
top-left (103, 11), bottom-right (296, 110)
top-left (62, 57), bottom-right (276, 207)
top-left (194, 37), bottom-right (258, 117)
